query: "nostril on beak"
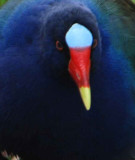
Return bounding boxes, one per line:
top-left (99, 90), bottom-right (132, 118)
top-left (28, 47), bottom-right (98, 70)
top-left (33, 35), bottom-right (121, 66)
top-left (76, 72), bottom-right (81, 80)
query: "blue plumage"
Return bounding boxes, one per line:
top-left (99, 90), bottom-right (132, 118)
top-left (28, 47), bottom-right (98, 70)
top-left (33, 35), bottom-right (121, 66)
top-left (0, 0), bottom-right (135, 159)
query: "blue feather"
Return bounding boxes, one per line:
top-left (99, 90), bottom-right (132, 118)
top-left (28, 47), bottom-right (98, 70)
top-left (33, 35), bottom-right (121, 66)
top-left (0, 0), bottom-right (135, 159)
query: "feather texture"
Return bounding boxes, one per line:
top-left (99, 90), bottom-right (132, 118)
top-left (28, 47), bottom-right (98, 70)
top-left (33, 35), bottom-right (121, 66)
top-left (0, 0), bottom-right (135, 160)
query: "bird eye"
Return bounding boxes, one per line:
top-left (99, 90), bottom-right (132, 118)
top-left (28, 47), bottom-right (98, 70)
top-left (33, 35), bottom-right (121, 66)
top-left (56, 41), bottom-right (64, 51)
top-left (92, 39), bottom-right (98, 49)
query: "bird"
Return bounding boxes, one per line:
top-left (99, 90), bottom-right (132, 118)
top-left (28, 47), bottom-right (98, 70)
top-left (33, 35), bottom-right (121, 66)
top-left (0, 0), bottom-right (135, 160)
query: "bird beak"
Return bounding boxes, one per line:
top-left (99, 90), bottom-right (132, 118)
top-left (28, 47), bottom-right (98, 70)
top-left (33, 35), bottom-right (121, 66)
top-left (68, 47), bottom-right (91, 110)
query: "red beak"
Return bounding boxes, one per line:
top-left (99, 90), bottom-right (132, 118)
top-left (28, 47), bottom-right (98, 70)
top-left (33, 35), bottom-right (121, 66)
top-left (68, 46), bottom-right (92, 110)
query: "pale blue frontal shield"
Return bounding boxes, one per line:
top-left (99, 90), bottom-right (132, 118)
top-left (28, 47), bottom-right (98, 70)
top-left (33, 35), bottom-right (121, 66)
top-left (65, 23), bottom-right (93, 48)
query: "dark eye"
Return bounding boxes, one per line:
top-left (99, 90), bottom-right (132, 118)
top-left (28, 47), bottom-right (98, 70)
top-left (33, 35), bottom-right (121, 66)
top-left (56, 41), bottom-right (64, 51)
top-left (92, 39), bottom-right (98, 49)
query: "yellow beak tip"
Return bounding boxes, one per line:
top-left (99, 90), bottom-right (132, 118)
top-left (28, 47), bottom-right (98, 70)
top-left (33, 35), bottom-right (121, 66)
top-left (79, 87), bottom-right (91, 111)
top-left (85, 105), bottom-right (91, 111)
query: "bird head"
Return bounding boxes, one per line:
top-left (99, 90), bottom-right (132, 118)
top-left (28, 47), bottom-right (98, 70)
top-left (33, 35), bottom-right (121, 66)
top-left (42, 2), bottom-right (102, 110)
top-left (4, 1), bottom-right (101, 110)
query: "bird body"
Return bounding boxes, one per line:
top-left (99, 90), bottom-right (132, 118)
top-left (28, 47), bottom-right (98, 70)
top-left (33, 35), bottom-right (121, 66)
top-left (0, 0), bottom-right (135, 159)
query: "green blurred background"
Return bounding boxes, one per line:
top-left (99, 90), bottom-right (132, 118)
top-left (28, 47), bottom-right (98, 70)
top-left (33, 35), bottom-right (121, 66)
top-left (0, 0), bottom-right (135, 8)
top-left (0, 0), bottom-right (8, 7)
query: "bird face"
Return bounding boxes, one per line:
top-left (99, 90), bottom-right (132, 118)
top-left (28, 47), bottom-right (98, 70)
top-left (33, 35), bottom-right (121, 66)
top-left (43, 2), bottom-right (101, 111)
